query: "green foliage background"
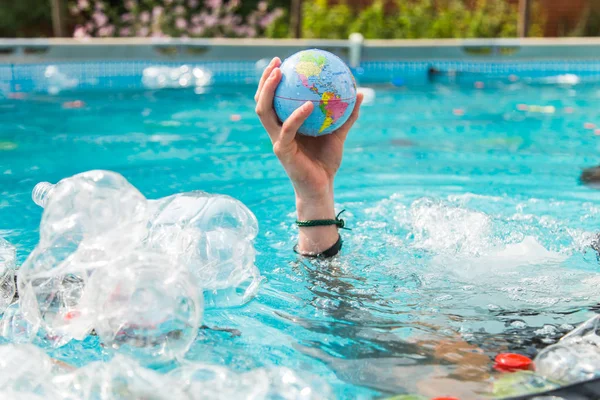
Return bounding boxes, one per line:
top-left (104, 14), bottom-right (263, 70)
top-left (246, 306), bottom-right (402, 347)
top-left (0, 0), bottom-right (594, 39)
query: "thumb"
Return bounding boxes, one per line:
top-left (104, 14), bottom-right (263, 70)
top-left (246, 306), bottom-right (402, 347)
top-left (278, 101), bottom-right (314, 149)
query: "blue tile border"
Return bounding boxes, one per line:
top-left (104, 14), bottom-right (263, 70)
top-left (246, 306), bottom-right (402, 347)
top-left (2, 60), bottom-right (600, 95)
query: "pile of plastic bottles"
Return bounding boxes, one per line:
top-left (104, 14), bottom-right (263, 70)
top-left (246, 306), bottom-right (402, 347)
top-left (0, 343), bottom-right (331, 400)
top-left (4, 170), bottom-right (261, 364)
top-left (0, 170), bottom-right (333, 399)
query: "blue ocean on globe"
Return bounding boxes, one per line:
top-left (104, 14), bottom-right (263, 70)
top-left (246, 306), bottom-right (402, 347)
top-left (274, 49), bottom-right (357, 137)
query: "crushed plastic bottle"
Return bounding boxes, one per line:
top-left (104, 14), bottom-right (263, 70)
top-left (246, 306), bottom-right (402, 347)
top-left (0, 301), bottom-right (39, 344)
top-left (53, 354), bottom-right (189, 400)
top-left (170, 362), bottom-right (332, 400)
top-left (81, 251), bottom-right (202, 365)
top-left (31, 170), bottom-right (148, 247)
top-left (145, 191), bottom-right (261, 308)
top-left (534, 342), bottom-right (600, 384)
top-left (559, 314), bottom-right (600, 346)
top-left (0, 344), bottom-right (61, 398)
top-left (0, 237), bottom-right (16, 313)
top-left (19, 171), bottom-right (149, 345)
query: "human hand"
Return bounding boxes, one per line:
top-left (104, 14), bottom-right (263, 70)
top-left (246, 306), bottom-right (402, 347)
top-left (255, 57), bottom-right (363, 254)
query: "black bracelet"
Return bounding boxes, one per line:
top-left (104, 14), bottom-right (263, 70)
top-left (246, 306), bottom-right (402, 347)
top-left (294, 234), bottom-right (343, 259)
top-left (296, 210), bottom-right (350, 230)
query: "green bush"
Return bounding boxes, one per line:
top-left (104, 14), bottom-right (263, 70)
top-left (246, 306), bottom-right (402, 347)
top-left (300, 0), bottom-right (352, 39)
top-left (0, 0), bottom-right (53, 38)
top-left (299, 0), bottom-right (521, 39)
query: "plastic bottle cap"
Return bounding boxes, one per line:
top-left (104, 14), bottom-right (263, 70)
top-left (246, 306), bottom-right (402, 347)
top-left (64, 310), bottom-right (81, 320)
top-left (494, 353), bottom-right (532, 371)
top-left (431, 397), bottom-right (460, 400)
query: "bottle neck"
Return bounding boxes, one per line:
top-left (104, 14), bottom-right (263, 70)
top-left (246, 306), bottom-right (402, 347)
top-left (32, 182), bottom-right (55, 208)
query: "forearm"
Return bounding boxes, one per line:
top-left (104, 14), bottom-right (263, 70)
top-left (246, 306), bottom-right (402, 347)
top-left (295, 185), bottom-right (340, 254)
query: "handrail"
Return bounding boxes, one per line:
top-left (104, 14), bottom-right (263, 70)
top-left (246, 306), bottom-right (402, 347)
top-left (1, 36), bottom-right (600, 65)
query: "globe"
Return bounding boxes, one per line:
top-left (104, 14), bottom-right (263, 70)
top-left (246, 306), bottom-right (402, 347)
top-left (274, 49), bottom-right (357, 137)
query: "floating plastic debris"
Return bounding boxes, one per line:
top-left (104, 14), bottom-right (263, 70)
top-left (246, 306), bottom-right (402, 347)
top-left (16, 170), bottom-right (260, 363)
top-left (145, 191), bottom-right (261, 308)
top-left (534, 315), bottom-right (600, 384)
top-left (357, 87), bottom-right (376, 105)
top-left (0, 344), bottom-right (61, 398)
top-left (0, 301), bottom-right (38, 344)
top-left (62, 100), bottom-right (85, 109)
top-left (560, 314), bottom-right (600, 346)
top-left (82, 252), bottom-right (201, 364)
top-left (516, 104), bottom-right (556, 114)
top-left (19, 171), bottom-right (149, 345)
top-left (53, 354), bottom-right (189, 400)
top-left (494, 353), bottom-right (533, 372)
top-left (492, 371), bottom-right (560, 398)
top-left (542, 74), bottom-right (580, 85)
top-left (44, 66), bottom-right (78, 95)
top-left (535, 342), bottom-right (600, 384)
top-left (142, 65), bottom-right (212, 89)
top-left (0, 237), bottom-right (16, 314)
top-left (170, 362), bottom-right (333, 400)
top-left (0, 343), bottom-right (331, 400)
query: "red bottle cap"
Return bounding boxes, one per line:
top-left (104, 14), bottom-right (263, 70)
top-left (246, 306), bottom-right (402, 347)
top-left (494, 353), bottom-right (532, 371)
top-left (432, 397), bottom-right (460, 400)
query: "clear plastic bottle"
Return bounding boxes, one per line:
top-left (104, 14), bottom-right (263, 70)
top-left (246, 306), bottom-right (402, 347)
top-left (144, 191), bottom-right (262, 308)
top-left (81, 251), bottom-right (202, 366)
top-left (19, 170), bottom-right (149, 346)
top-left (535, 342), bottom-right (600, 384)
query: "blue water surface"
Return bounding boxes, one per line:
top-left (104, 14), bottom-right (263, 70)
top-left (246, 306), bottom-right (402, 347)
top-left (2, 75), bottom-right (600, 399)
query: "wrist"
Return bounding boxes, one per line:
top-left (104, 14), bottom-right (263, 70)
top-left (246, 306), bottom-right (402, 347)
top-left (295, 186), bottom-right (339, 254)
top-left (295, 186), bottom-right (335, 220)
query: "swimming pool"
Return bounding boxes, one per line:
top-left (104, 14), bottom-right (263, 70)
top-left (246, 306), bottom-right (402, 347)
top-left (2, 54), bottom-right (600, 399)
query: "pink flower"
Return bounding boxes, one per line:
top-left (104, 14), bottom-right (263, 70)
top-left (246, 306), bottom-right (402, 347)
top-left (225, 0), bottom-right (240, 12)
top-left (203, 14), bottom-right (218, 28)
top-left (257, 1), bottom-right (267, 12)
top-left (188, 0), bottom-right (199, 8)
top-left (73, 25), bottom-right (89, 38)
top-left (94, 1), bottom-right (104, 11)
top-left (205, 0), bottom-right (222, 10)
top-left (139, 11), bottom-right (150, 24)
top-left (92, 11), bottom-right (108, 27)
top-left (191, 14), bottom-right (202, 25)
top-left (77, 0), bottom-right (90, 10)
top-left (121, 12), bottom-right (133, 22)
top-left (97, 24), bottom-right (115, 37)
top-left (190, 25), bottom-right (204, 36)
top-left (174, 5), bottom-right (186, 15)
top-left (85, 21), bottom-right (95, 31)
top-left (124, 0), bottom-right (135, 10)
top-left (152, 6), bottom-right (163, 17)
top-left (69, 5), bottom-right (80, 15)
top-left (119, 27), bottom-right (132, 36)
top-left (163, 0), bottom-right (173, 5)
top-left (137, 27), bottom-right (149, 36)
top-left (176, 17), bottom-right (187, 30)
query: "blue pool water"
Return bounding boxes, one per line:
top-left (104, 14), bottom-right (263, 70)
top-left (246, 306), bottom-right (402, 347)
top-left (2, 74), bottom-right (600, 398)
